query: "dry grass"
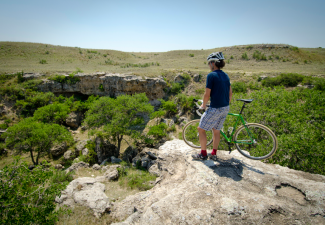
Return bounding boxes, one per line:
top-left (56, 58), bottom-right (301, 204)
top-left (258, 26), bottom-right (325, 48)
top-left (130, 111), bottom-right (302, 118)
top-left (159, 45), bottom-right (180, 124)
top-left (1, 42), bottom-right (324, 78)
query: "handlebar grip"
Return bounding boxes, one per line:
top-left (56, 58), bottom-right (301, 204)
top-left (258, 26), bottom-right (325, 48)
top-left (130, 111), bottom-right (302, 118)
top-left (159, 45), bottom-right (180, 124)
top-left (193, 99), bottom-right (198, 102)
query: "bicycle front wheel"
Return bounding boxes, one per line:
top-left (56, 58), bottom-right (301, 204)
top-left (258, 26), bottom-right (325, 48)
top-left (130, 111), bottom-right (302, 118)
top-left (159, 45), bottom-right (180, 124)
top-left (182, 119), bottom-right (213, 149)
top-left (233, 123), bottom-right (277, 160)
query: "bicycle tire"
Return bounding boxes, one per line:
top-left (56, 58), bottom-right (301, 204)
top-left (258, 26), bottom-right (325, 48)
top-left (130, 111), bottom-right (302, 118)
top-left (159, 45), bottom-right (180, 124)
top-left (182, 119), bottom-right (213, 149)
top-left (233, 123), bottom-right (278, 160)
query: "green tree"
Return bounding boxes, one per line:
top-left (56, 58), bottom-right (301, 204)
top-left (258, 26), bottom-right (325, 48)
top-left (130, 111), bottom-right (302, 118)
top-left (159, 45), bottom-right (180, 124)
top-left (3, 118), bottom-right (73, 165)
top-left (33, 103), bottom-right (71, 124)
top-left (0, 158), bottom-right (72, 224)
top-left (84, 93), bottom-right (154, 153)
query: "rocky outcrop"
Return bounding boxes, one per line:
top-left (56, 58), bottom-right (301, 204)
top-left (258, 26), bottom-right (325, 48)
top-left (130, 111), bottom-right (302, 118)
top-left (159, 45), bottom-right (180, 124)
top-left (38, 73), bottom-right (167, 100)
top-left (50, 142), bottom-right (68, 156)
top-left (111, 139), bottom-right (325, 225)
top-left (55, 177), bottom-right (111, 218)
top-left (66, 161), bottom-right (89, 173)
top-left (95, 137), bottom-right (118, 164)
top-left (65, 111), bottom-right (82, 128)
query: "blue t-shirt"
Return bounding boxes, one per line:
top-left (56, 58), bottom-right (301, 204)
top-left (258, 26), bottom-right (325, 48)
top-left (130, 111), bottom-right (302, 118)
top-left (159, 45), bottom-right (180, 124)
top-left (206, 70), bottom-right (231, 108)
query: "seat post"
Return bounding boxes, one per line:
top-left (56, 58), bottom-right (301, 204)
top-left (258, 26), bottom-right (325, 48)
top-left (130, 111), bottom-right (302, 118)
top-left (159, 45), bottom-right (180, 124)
top-left (239, 103), bottom-right (246, 114)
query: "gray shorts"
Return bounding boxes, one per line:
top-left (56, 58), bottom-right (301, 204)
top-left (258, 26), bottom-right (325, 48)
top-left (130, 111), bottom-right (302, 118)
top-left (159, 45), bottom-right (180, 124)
top-left (199, 106), bottom-right (230, 131)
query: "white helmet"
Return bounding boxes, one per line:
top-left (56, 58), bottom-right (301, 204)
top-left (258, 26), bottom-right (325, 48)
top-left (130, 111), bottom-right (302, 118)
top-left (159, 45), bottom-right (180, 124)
top-left (207, 52), bottom-right (225, 63)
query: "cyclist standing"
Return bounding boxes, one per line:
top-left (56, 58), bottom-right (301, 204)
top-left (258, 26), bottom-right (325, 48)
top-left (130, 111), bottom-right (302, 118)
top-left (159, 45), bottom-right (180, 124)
top-left (192, 52), bottom-right (232, 160)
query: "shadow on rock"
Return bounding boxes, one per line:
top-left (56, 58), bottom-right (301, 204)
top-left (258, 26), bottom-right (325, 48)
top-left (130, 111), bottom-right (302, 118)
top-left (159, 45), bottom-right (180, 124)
top-left (198, 157), bottom-right (268, 182)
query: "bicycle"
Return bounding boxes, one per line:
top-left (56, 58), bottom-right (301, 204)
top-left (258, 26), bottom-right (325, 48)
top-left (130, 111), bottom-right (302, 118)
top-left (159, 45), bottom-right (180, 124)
top-left (182, 99), bottom-right (278, 160)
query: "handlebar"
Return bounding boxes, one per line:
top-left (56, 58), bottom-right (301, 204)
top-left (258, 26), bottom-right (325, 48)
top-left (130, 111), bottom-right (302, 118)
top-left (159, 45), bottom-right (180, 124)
top-left (193, 99), bottom-right (209, 117)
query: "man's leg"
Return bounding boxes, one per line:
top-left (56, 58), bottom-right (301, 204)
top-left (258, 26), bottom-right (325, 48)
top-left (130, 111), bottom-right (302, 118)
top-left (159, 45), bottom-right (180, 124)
top-left (198, 127), bottom-right (207, 150)
top-left (212, 128), bottom-right (220, 150)
top-left (191, 127), bottom-right (208, 160)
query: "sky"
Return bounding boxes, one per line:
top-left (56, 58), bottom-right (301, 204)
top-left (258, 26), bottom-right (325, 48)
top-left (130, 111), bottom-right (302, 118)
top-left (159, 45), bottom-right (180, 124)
top-left (0, 0), bottom-right (324, 52)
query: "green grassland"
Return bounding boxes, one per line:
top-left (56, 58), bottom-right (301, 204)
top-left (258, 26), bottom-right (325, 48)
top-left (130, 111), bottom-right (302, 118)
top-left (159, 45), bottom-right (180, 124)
top-left (1, 42), bottom-right (325, 79)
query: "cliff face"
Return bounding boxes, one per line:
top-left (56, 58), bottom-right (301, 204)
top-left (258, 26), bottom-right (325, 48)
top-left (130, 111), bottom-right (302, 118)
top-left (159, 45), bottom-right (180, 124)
top-left (111, 139), bottom-right (325, 225)
top-left (37, 73), bottom-right (167, 100)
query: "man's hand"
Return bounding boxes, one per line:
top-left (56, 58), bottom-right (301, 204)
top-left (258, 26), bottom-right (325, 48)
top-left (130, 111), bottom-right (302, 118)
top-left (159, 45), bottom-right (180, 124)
top-left (200, 104), bottom-right (206, 110)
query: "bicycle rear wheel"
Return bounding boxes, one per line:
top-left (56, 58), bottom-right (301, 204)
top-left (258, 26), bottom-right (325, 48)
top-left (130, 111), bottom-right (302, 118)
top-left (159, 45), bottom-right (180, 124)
top-left (182, 119), bottom-right (213, 149)
top-left (233, 123), bottom-right (277, 160)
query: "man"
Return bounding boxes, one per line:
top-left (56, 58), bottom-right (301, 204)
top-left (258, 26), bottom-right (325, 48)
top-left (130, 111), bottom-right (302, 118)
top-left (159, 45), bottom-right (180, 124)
top-left (192, 52), bottom-right (232, 160)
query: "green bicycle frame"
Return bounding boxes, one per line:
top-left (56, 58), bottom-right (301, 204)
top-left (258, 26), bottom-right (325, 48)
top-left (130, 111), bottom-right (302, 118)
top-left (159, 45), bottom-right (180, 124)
top-left (220, 113), bottom-right (255, 144)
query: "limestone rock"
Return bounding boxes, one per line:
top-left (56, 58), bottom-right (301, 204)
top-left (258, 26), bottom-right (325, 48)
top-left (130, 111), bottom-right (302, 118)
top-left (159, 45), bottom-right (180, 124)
top-left (38, 73), bottom-right (167, 100)
top-left (174, 74), bottom-right (185, 83)
top-left (66, 161), bottom-right (89, 173)
top-left (104, 165), bottom-right (120, 181)
top-left (193, 74), bottom-right (201, 82)
top-left (75, 140), bottom-right (89, 155)
top-left (55, 164), bottom-right (64, 170)
top-left (82, 148), bottom-right (89, 156)
top-left (66, 111), bottom-right (82, 128)
top-left (95, 137), bottom-right (118, 164)
top-left (64, 150), bottom-right (74, 160)
top-left (23, 73), bottom-right (45, 80)
top-left (111, 156), bottom-right (122, 164)
top-left (92, 164), bottom-right (101, 170)
top-left (55, 177), bottom-right (110, 218)
top-left (50, 142), bottom-right (68, 156)
top-left (110, 139), bottom-right (325, 224)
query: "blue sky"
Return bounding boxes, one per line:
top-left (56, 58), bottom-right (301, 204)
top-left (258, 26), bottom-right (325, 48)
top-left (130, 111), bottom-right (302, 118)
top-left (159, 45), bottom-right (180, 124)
top-left (0, 0), bottom-right (324, 52)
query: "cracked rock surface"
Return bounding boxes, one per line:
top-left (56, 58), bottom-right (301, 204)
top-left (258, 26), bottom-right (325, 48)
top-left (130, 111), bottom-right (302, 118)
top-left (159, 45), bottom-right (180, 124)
top-left (111, 139), bottom-right (325, 224)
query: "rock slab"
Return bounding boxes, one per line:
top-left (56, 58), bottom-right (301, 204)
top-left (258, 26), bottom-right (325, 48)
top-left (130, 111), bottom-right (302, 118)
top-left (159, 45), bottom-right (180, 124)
top-left (111, 139), bottom-right (325, 225)
top-left (55, 177), bottom-right (110, 218)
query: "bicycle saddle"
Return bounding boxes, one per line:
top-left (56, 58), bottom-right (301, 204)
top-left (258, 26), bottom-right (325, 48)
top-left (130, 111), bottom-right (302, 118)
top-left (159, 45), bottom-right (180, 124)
top-left (236, 99), bottom-right (254, 103)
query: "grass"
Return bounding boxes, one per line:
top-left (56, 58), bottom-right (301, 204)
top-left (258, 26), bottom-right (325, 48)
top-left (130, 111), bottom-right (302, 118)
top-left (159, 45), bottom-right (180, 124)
top-left (0, 42), bottom-right (324, 78)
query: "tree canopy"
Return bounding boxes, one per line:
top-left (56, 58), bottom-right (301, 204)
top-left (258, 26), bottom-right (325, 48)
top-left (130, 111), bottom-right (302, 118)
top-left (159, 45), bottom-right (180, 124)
top-left (84, 93), bottom-right (154, 153)
top-left (3, 118), bottom-right (73, 165)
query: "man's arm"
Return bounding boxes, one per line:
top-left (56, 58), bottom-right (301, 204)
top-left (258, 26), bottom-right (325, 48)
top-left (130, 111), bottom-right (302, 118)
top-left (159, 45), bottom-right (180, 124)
top-left (229, 85), bottom-right (233, 103)
top-left (201, 88), bottom-right (211, 109)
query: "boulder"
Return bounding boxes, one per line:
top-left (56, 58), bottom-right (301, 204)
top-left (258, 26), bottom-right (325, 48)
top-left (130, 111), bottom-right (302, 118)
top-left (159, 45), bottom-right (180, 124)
top-left (141, 157), bottom-right (150, 169)
top-left (92, 164), bottom-right (101, 170)
top-left (104, 165), bottom-right (120, 181)
top-left (122, 146), bottom-right (138, 163)
top-left (82, 148), bottom-right (89, 156)
top-left (111, 156), bottom-right (122, 164)
top-left (193, 74), bottom-right (201, 82)
top-left (95, 137), bottom-right (118, 164)
top-left (132, 156), bottom-right (141, 167)
top-left (66, 111), bottom-right (82, 128)
top-left (55, 177), bottom-right (110, 218)
top-left (66, 161), bottom-right (89, 173)
top-left (174, 74), bottom-right (185, 83)
top-left (75, 140), bottom-right (89, 155)
top-left (50, 142), bottom-right (68, 156)
top-left (64, 150), bottom-right (74, 160)
top-left (55, 164), bottom-right (64, 170)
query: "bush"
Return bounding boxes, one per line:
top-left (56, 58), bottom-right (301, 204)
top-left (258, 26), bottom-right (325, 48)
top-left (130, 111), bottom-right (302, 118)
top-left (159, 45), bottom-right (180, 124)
top-left (231, 81), bottom-right (247, 93)
top-left (195, 88), bottom-right (205, 94)
top-left (176, 93), bottom-right (196, 111)
top-left (39, 59), bottom-right (47, 64)
top-left (16, 91), bottom-right (57, 116)
top-left (0, 158), bottom-right (70, 224)
top-left (147, 123), bottom-right (168, 138)
top-left (33, 103), bottom-right (71, 124)
top-left (170, 82), bottom-right (183, 94)
top-left (262, 73), bottom-right (304, 88)
top-left (161, 100), bottom-right (178, 115)
top-left (253, 50), bottom-right (267, 61)
top-left (242, 52), bottom-right (249, 60)
top-left (49, 73), bottom-right (80, 84)
top-left (314, 77), bottom-right (325, 91)
top-left (189, 54), bottom-right (194, 57)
